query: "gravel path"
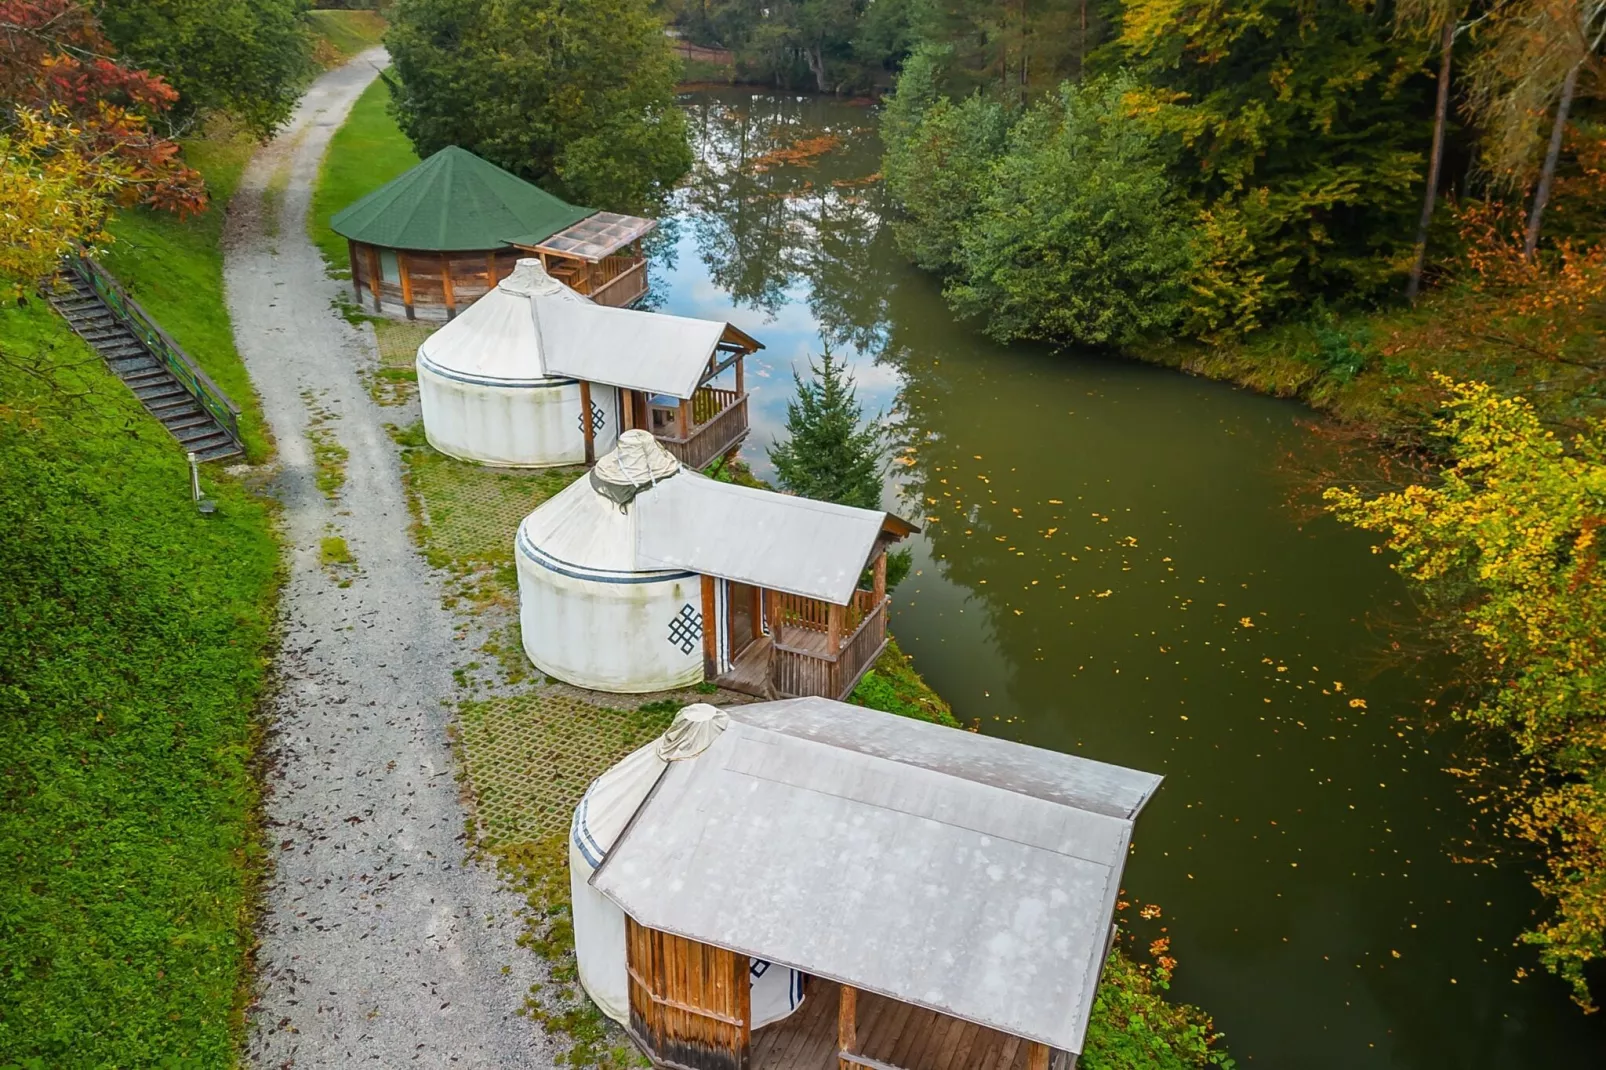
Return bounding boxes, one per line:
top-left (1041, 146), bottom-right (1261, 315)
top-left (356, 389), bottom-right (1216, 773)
top-left (226, 51), bottom-right (552, 1068)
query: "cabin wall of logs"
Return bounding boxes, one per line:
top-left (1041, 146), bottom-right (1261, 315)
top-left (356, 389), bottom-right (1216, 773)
top-left (348, 240), bottom-right (514, 321)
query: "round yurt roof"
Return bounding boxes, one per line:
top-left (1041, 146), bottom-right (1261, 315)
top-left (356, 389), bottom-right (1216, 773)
top-left (417, 259), bottom-right (590, 384)
top-left (330, 146), bottom-right (595, 252)
top-left (517, 431), bottom-right (688, 577)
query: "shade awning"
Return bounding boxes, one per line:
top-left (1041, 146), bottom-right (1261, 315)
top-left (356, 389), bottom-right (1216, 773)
top-left (590, 698), bottom-right (1163, 1057)
top-left (512, 211), bottom-right (658, 261)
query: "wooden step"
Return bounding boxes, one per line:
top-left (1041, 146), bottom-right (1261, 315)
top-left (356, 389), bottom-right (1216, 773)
top-left (134, 383), bottom-right (186, 402)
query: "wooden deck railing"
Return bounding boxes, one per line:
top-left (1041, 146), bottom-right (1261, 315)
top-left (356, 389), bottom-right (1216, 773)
top-left (585, 255), bottom-right (648, 308)
top-left (656, 389), bottom-right (749, 470)
top-left (776, 588), bottom-right (878, 636)
top-left (67, 255), bottom-right (243, 447)
top-left (773, 595), bottom-right (888, 701)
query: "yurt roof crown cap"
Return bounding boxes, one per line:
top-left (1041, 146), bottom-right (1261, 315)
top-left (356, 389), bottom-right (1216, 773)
top-left (499, 257), bottom-right (568, 297)
top-left (656, 704), bottom-right (728, 761)
top-left (589, 430), bottom-right (681, 509)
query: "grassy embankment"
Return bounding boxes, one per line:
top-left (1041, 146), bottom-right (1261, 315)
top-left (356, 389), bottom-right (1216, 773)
top-left (309, 74), bottom-right (419, 279)
top-left (1136, 270), bottom-right (1605, 449)
top-left (305, 8), bottom-right (388, 68)
top-left (0, 134), bottom-right (281, 1065)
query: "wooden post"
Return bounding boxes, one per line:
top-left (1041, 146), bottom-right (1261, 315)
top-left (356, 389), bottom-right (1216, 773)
top-left (579, 380), bottom-right (596, 465)
top-left (734, 353), bottom-right (745, 396)
top-left (1026, 1042), bottom-right (1050, 1070)
top-left (441, 256), bottom-right (457, 320)
top-left (621, 389), bottom-right (635, 431)
top-left (365, 245), bottom-right (383, 312)
top-left (347, 239), bottom-right (363, 304)
top-left (838, 985), bottom-right (857, 1069)
top-left (398, 252), bottom-right (415, 321)
top-left (873, 551), bottom-right (887, 603)
top-left (766, 587), bottom-right (781, 638)
top-left (678, 397), bottom-right (692, 440)
top-left (700, 575), bottom-right (718, 680)
top-left (485, 251), bottom-right (497, 290)
top-left (828, 601), bottom-right (843, 652)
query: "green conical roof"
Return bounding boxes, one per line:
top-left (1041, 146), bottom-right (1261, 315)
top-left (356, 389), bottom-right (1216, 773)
top-left (329, 145), bottom-right (595, 252)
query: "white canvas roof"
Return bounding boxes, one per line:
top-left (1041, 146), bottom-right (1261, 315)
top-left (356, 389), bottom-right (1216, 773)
top-left (590, 698), bottom-right (1163, 1057)
top-left (519, 434), bottom-right (913, 603)
top-left (417, 258), bottom-right (590, 382)
top-left (534, 297), bottom-right (734, 400)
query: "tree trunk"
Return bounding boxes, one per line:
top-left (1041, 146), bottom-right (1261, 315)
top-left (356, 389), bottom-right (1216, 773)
top-left (1523, 61), bottom-right (1581, 259)
top-left (805, 45), bottom-right (828, 94)
top-left (1407, 21), bottom-right (1454, 303)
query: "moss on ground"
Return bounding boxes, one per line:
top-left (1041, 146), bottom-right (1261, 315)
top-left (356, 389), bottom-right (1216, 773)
top-left (0, 198), bottom-right (280, 1062)
top-left (308, 74), bottom-right (419, 276)
top-left (303, 395), bottom-right (348, 499)
top-left (849, 636), bottom-right (959, 727)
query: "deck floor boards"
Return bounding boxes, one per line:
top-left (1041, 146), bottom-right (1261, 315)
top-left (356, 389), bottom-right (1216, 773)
top-left (750, 981), bottom-right (1030, 1070)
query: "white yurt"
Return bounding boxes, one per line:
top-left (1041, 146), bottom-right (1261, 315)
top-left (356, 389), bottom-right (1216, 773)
top-left (416, 258), bottom-right (620, 467)
top-left (515, 431), bottom-right (703, 693)
top-left (570, 703), bottom-right (805, 1028)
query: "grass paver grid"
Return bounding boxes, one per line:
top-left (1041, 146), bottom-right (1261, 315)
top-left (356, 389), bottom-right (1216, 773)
top-left (459, 695), bottom-right (676, 847)
top-left (406, 440), bottom-right (586, 572)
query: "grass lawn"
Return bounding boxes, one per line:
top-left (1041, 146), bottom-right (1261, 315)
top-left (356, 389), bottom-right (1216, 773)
top-left (306, 8), bottom-right (387, 66)
top-left (98, 126), bottom-right (271, 461)
top-left (0, 300), bottom-right (279, 1065)
top-left (309, 74), bottom-right (419, 276)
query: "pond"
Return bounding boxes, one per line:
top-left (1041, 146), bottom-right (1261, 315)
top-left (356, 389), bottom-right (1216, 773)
top-left (655, 88), bottom-right (1606, 1067)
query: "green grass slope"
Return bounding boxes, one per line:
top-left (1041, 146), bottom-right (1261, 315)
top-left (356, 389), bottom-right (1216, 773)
top-left (309, 74), bottom-right (419, 276)
top-left (306, 9), bottom-right (387, 66)
top-left (98, 130), bottom-right (270, 461)
top-left (0, 137), bottom-right (281, 1065)
top-left (0, 300), bottom-right (279, 1066)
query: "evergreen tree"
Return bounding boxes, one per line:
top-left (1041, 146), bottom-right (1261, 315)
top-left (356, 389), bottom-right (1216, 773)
top-left (768, 350), bottom-right (884, 510)
top-left (386, 0), bottom-right (692, 213)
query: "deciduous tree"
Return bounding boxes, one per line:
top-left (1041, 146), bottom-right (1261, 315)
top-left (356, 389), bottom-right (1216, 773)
top-left (386, 0), bottom-right (692, 213)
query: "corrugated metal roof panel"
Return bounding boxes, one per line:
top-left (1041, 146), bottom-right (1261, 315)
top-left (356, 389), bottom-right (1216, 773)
top-left (635, 476), bottom-right (887, 604)
top-left (590, 701), bottom-right (1162, 1056)
top-left (535, 297), bottom-right (727, 399)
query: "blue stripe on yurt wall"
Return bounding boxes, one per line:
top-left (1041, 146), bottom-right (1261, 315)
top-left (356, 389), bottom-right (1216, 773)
top-left (516, 528), bottom-right (696, 585)
top-left (419, 352), bottom-right (578, 389)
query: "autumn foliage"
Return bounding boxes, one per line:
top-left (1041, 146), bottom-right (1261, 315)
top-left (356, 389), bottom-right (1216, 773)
top-left (0, 0), bottom-right (204, 283)
top-left (1327, 378), bottom-right (1606, 1008)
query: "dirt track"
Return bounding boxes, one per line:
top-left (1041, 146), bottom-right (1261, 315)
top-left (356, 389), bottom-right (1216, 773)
top-left (225, 49), bottom-right (552, 1068)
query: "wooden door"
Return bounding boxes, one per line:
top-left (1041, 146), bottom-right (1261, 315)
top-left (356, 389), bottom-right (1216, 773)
top-left (626, 917), bottom-right (751, 1070)
top-left (728, 582), bottom-right (759, 659)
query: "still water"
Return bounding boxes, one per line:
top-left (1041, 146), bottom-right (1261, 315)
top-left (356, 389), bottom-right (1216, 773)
top-left (656, 88), bottom-right (1606, 1067)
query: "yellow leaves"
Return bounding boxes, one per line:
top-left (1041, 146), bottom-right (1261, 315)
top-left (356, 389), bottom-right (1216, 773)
top-left (1348, 698), bottom-right (1367, 710)
top-left (1239, 616), bottom-right (1255, 628)
top-left (0, 109), bottom-right (126, 288)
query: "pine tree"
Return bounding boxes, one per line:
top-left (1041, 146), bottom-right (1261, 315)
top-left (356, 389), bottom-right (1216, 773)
top-left (767, 350), bottom-right (884, 510)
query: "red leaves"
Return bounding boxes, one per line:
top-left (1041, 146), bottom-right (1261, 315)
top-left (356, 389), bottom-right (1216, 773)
top-left (0, 0), bottom-right (205, 215)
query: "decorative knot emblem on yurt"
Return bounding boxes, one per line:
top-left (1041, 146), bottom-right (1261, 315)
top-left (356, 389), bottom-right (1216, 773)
top-left (666, 604), bottom-right (702, 655)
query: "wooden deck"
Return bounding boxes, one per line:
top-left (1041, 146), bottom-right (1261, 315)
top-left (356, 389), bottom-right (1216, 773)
top-left (753, 980), bottom-right (1032, 1070)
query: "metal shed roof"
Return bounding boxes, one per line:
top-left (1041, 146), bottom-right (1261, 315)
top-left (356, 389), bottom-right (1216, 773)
top-left (533, 296), bottom-right (755, 400)
top-left (329, 146), bottom-right (594, 252)
top-left (590, 698), bottom-right (1163, 1057)
top-left (634, 475), bottom-right (907, 604)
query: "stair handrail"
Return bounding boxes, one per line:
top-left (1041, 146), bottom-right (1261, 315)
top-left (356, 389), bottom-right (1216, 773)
top-left (66, 255), bottom-right (243, 448)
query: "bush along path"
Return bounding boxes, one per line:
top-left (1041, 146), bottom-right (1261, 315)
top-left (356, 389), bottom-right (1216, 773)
top-left (224, 50), bottom-right (554, 1068)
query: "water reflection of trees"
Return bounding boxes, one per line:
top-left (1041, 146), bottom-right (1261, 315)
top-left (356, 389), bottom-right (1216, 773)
top-left (672, 91), bottom-right (894, 354)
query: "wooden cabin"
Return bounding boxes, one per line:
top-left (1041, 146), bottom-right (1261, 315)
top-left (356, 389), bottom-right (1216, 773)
top-left (330, 146), bottom-right (654, 320)
top-left (581, 698), bottom-right (1165, 1070)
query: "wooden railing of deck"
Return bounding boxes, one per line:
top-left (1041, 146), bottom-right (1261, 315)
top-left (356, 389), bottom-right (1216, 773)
top-left (585, 254), bottom-right (648, 308)
top-left (773, 595), bottom-right (888, 701)
top-left (776, 589), bottom-right (879, 636)
top-left (657, 388), bottom-right (749, 470)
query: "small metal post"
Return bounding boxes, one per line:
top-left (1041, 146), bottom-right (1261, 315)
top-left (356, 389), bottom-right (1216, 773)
top-left (188, 452), bottom-right (201, 502)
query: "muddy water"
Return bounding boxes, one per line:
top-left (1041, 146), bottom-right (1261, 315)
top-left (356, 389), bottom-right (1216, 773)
top-left (656, 88), bottom-right (1606, 1067)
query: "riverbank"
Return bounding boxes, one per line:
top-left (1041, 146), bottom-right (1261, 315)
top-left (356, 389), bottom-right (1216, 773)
top-left (0, 134), bottom-right (281, 1063)
top-left (1134, 264), bottom-right (1605, 452)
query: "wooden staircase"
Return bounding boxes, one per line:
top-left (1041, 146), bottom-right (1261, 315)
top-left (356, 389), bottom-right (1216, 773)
top-left (50, 257), bottom-right (244, 463)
